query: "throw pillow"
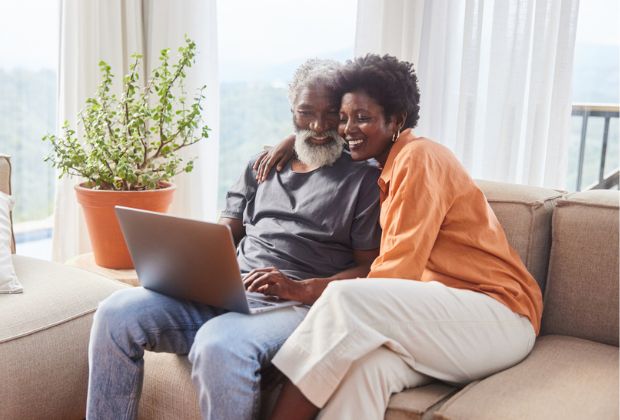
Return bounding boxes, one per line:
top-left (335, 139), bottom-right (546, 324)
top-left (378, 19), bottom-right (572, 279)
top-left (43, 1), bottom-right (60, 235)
top-left (0, 191), bottom-right (22, 293)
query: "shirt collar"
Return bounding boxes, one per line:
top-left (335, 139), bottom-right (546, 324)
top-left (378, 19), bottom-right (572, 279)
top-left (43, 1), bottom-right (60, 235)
top-left (379, 128), bottom-right (415, 187)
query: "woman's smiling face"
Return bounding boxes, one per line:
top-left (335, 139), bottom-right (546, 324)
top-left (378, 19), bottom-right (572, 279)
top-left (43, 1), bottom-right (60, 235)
top-left (338, 90), bottom-right (399, 166)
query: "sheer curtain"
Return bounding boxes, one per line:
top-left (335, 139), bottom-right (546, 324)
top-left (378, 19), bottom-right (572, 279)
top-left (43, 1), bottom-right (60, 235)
top-left (355, 0), bottom-right (579, 188)
top-left (52, 0), bottom-right (219, 263)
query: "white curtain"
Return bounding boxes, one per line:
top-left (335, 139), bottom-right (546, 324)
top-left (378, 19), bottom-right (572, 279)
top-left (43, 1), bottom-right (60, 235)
top-left (355, 0), bottom-right (579, 189)
top-left (52, 0), bottom-right (219, 263)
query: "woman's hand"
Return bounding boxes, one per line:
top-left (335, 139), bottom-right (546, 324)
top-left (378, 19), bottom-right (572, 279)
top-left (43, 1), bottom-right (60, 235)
top-left (244, 267), bottom-right (308, 302)
top-left (253, 134), bottom-right (296, 183)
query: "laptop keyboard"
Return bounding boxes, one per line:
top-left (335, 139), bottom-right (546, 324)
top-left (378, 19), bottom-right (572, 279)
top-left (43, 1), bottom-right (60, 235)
top-left (247, 298), bottom-right (276, 308)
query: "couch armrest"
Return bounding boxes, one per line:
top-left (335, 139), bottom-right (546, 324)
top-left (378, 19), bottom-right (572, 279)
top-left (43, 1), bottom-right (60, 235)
top-left (0, 154), bottom-right (15, 253)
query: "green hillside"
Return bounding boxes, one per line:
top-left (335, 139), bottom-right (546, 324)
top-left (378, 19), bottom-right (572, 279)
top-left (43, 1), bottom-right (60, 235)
top-left (0, 69), bottom-right (56, 222)
top-left (218, 82), bottom-right (293, 210)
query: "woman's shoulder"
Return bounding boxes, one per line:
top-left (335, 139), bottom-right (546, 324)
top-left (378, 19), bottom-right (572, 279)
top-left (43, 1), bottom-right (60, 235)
top-left (395, 132), bottom-right (458, 167)
top-left (392, 132), bottom-right (474, 189)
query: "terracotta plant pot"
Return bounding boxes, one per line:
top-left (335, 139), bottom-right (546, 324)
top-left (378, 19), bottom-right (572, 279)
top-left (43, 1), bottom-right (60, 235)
top-left (75, 182), bottom-right (176, 269)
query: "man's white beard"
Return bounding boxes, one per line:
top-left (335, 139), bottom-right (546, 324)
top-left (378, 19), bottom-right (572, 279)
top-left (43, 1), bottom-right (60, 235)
top-left (294, 129), bottom-right (345, 168)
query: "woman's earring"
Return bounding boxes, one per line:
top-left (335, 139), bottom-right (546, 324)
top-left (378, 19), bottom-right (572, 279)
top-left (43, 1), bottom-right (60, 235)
top-left (391, 127), bottom-right (402, 143)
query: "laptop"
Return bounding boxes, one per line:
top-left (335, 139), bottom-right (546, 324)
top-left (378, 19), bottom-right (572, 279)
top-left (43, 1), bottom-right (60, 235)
top-left (114, 206), bottom-right (300, 314)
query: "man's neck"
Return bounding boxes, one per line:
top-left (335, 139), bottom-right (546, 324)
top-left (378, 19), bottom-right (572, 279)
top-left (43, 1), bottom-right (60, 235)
top-left (291, 159), bottom-right (322, 173)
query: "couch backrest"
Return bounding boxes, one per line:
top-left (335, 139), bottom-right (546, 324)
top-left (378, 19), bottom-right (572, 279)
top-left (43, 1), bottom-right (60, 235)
top-left (0, 155), bottom-right (15, 254)
top-left (541, 190), bottom-right (619, 346)
top-left (476, 180), bottom-right (563, 292)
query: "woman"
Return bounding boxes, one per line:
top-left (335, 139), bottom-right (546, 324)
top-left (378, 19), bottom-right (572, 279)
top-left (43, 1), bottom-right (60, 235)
top-left (256, 54), bottom-right (543, 420)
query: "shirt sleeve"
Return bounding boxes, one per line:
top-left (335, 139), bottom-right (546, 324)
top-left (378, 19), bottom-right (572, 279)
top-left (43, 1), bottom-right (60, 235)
top-left (220, 159), bottom-right (258, 220)
top-left (350, 168), bottom-right (382, 250)
top-left (369, 147), bottom-right (451, 279)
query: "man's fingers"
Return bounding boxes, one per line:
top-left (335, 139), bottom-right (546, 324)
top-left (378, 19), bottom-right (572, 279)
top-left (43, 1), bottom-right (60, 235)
top-left (257, 283), bottom-right (280, 296)
top-left (243, 272), bottom-right (260, 289)
top-left (247, 273), bottom-right (275, 292)
top-left (243, 268), bottom-right (275, 288)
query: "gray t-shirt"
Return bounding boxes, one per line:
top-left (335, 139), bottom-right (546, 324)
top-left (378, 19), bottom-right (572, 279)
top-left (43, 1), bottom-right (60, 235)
top-left (221, 152), bottom-right (381, 280)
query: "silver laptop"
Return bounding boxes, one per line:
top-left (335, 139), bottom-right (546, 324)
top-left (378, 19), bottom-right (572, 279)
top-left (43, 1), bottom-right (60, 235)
top-left (115, 206), bottom-right (300, 314)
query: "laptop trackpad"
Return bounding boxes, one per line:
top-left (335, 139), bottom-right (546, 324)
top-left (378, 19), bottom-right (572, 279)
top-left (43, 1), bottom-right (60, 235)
top-left (245, 291), bottom-right (301, 313)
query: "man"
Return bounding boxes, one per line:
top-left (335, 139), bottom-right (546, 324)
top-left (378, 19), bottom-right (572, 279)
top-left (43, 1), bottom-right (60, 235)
top-left (86, 59), bottom-right (382, 420)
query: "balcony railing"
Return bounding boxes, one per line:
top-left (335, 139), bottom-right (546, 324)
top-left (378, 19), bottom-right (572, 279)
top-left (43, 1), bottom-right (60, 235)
top-left (571, 103), bottom-right (619, 191)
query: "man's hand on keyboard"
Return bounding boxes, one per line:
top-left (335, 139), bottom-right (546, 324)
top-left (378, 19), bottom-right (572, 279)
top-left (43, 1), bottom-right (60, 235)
top-left (243, 268), bottom-right (305, 302)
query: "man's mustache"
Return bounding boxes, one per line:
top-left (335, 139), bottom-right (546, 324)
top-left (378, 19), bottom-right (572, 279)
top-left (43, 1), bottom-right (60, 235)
top-left (296, 129), bottom-right (344, 144)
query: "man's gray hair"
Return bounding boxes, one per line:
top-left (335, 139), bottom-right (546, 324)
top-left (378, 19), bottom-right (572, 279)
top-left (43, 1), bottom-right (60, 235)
top-left (288, 58), bottom-right (342, 105)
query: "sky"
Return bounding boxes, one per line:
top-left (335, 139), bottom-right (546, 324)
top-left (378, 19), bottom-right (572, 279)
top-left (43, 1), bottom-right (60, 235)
top-left (217, 0), bottom-right (357, 66)
top-left (575, 0), bottom-right (620, 45)
top-left (0, 0), bottom-right (59, 70)
top-left (216, 0), bottom-right (357, 81)
top-left (0, 0), bottom-right (357, 73)
top-left (0, 0), bottom-right (618, 74)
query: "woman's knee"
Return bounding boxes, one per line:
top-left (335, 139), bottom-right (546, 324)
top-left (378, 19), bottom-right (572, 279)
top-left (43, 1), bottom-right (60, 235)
top-left (348, 347), bottom-right (396, 381)
top-left (320, 280), bottom-right (366, 310)
top-left (318, 348), bottom-right (426, 420)
top-left (345, 347), bottom-right (428, 393)
top-left (303, 281), bottom-right (371, 330)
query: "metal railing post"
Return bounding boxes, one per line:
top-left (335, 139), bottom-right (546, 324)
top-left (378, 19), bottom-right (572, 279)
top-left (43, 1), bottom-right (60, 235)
top-left (572, 103), bottom-right (619, 192)
top-left (599, 116), bottom-right (610, 184)
top-left (576, 111), bottom-right (589, 191)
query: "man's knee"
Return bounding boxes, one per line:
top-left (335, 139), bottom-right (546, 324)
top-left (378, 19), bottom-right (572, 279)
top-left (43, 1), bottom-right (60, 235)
top-left (93, 288), bottom-right (163, 340)
top-left (94, 288), bottom-right (140, 328)
top-left (189, 315), bottom-right (258, 372)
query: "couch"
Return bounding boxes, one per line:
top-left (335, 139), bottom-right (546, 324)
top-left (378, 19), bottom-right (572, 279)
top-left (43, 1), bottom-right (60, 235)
top-left (0, 155), bottom-right (125, 419)
top-left (1, 153), bottom-right (618, 420)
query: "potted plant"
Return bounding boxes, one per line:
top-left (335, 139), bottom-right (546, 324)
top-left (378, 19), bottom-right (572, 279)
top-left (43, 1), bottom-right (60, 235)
top-left (43, 36), bottom-right (209, 269)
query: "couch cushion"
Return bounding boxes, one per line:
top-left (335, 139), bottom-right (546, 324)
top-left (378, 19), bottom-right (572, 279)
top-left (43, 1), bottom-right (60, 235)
top-left (140, 352), bottom-right (283, 420)
top-left (0, 155), bottom-right (15, 254)
top-left (138, 351), bottom-right (283, 420)
top-left (0, 255), bottom-right (126, 419)
top-left (0, 192), bottom-right (20, 293)
top-left (476, 180), bottom-right (562, 291)
top-left (141, 352), bottom-right (457, 420)
top-left (386, 383), bottom-right (457, 420)
top-left (140, 352), bottom-right (201, 420)
top-left (542, 190), bottom-right (619, 345)
top-left (434, 335), bottom-right (619, 420)
top-left (0, 155), bottom-right (9, 197)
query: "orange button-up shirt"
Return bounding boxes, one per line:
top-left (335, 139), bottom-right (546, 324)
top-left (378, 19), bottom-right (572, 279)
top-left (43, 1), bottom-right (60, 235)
top-left (368, 130), bottom-right (543, 334)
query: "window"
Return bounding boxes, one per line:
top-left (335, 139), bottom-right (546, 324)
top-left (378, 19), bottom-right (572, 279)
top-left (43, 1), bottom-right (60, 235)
top-left (0, 0), bottom-right (60, 259)
top-left (217, 0), bottom-right (358, 210)
top-left (568, 0), bottom-right (619, 191)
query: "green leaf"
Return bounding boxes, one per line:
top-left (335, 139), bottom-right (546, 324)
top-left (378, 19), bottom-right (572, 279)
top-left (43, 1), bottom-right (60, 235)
top-left (41, 37), bottom-right (209, 190)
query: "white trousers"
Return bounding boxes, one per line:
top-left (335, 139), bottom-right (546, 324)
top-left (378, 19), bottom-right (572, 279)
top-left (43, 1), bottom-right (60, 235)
top-left (271, 279), bottom-right (536, 420)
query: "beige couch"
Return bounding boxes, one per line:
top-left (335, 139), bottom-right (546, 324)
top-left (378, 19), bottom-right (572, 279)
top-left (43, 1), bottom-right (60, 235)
top-left (1, 154), bottom-right (618, 420)
top-left (0, 155), bottom-right (124, 419)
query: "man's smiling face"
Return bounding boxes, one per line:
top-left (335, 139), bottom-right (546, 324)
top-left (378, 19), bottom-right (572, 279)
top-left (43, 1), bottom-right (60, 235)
top-left (292, 83), bottom-right (345, 167)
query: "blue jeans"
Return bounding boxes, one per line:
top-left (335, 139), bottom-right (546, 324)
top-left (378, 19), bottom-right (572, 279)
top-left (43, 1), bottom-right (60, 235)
top-left (86, 287), bottom-right (308, 420)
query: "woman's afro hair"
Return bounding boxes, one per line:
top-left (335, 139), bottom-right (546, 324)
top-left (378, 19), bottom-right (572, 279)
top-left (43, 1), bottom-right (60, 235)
top-left (335, 54), bottom-right (420, 129)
